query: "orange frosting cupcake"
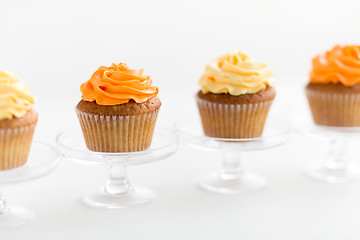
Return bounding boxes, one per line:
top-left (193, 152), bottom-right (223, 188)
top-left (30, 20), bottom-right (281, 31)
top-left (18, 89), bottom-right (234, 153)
top-left (81, 63), bottom-right (158, 105)
top-left (77, 62), bottom-right (161, 152)
top-left (310, 45), bottom-right (360, 87)
top-left (306, 44), bottom-right (360, 126)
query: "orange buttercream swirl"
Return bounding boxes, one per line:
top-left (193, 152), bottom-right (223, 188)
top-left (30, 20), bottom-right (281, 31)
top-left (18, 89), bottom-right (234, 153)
top-left (310, 45), bottom-right (360, 87)
top-left (81, 63), bottom-right (159, 105)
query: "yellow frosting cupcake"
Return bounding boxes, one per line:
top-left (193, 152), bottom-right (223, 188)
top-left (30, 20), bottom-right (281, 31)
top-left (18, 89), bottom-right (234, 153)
top-left (197, 51), bottom-right (276, 138)
top-left (0, 70), bottom-right (38, 170)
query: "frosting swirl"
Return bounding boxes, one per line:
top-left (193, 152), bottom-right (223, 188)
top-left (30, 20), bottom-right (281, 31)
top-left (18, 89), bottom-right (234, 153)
top-left (199, 51), bottom-right (274, 95)
top-left (81, 63), bottom-right (159, 105)
top-left (310, 45), bottom-right (360, 86)
top-left (0, 70), bottom-right (36, 120)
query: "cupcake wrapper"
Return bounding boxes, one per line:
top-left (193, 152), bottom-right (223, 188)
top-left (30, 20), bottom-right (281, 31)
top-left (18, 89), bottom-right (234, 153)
top-left (196, 97), bottom-right (273, 138)
top-left (306, 88), bottom-right (360, 127)
top-left (76, 109), bottom-right (159, 152)
top-left (0, 124), bottom-right (37, 170)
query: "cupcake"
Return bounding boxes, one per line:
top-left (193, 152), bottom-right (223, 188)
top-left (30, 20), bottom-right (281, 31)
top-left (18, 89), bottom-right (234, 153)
top-left (197, 51), bottom-right (275, 138)
top-left (76, 62), bottom-right (161, 152)
top-left (306, 45), bottom-right (360, 127)
top-left (0, 70), bottom-right (37, 170)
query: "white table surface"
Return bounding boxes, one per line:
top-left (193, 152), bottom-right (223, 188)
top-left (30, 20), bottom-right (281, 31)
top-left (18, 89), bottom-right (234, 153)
top-left (2, 82), bottom-right (360, 240)
top-left (2, 0), bottom-right (360, 238)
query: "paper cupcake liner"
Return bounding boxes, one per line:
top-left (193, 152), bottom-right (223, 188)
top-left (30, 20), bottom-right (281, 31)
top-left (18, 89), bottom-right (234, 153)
top-left (306, 88), bottom-right (360, 127)
top-left (76, 109), bottom-right (159, 152)
top-left (196, 97), bottom-right (273, 138)
top-left (0, 123), bottom-right (37, 170)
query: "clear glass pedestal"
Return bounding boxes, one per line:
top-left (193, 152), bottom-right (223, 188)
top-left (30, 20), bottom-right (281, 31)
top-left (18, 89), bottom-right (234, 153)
top-left (174, 118), bottom-right (289, 194)
top-left (292, 119), bottom-right (360, 183)
top-left (56, 126), bottom-right (178, 209)
top-left (0, 142), bottom-right (60, 229)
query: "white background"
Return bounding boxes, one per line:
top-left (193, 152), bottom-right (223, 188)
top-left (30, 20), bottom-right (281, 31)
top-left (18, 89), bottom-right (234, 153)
top-left (1, 0), bottom-right (360, 239)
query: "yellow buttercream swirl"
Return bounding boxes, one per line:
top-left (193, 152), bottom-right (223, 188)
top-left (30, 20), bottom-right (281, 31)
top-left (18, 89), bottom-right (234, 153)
top-left (0, 70), bottom-right (36, 120)
top-left (199, 51), bottom-right (274, 95)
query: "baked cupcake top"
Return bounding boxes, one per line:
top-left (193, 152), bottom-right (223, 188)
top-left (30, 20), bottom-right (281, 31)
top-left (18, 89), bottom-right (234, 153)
top-left (0, 70), bottom-right (36, 120)
top-left (199, 51), bottom-right (273, 96)
top-left (310, 45), bottom-right (360, 87)
top-left (81, 62), bottom-right (159, 105)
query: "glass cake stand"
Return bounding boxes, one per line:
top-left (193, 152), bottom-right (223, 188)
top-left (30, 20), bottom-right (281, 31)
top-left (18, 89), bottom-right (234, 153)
top-left (291, 116), bottom-right (360, 183)
top-left (174, 118), bottom-right (289, 194)
top-left (0, 141), bottom-right (60, 229)
top-left (56, 126), bottom-right (178, 209)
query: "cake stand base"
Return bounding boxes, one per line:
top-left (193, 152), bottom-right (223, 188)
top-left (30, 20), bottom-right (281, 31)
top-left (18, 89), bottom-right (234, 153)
top-left (198, 171), bottom-right (266, 194)
top-left (175, 117), bottom-right (288, 195)
top-left (81, 186), bottom-right (155, 209)
top-left (57, 127), bottom-right (178, 209)
top-left (0, 205), bottom-right (35, 229)
top-left (291, 115), bottom-right (360, 183)
top-left (0, 141), bottom-right (60, 228)
top-left (305, 161), bottom-right (360, 183)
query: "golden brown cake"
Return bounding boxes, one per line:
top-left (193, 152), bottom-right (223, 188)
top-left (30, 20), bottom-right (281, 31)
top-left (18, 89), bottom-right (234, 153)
top-left (197, 51), bottom-right (275, 138)
top-left (76, 97), bottom-right (161, 116)
top-left (306, 45), bottom-right (360, 127)
top-left (77, 62), bottom-right (161, 152)
top-left (197, 87), bottom-right (275, 104)
top-left (0, 71), bottom-right (37, 170)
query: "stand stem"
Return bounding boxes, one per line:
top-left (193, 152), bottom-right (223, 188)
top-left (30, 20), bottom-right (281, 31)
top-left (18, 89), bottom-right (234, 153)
top-left (105, 166), bottom-right (133, 195)
top-left (219, 150), bottom-right (244, 181)
top-left (325, 138), bottom-right (349, 172)
top-left (0, 189), bottom-right (8, 214)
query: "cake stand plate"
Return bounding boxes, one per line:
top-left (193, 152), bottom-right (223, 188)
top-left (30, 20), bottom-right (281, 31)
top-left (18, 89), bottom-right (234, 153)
top-left (291, 116), bottom-right (360, 183)
top-left (56, 126), bottom-right (178, 209)
top-left (0, 141), bottom-right (60, 229)
top-left (174, 117), bottom-right (289, 194)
